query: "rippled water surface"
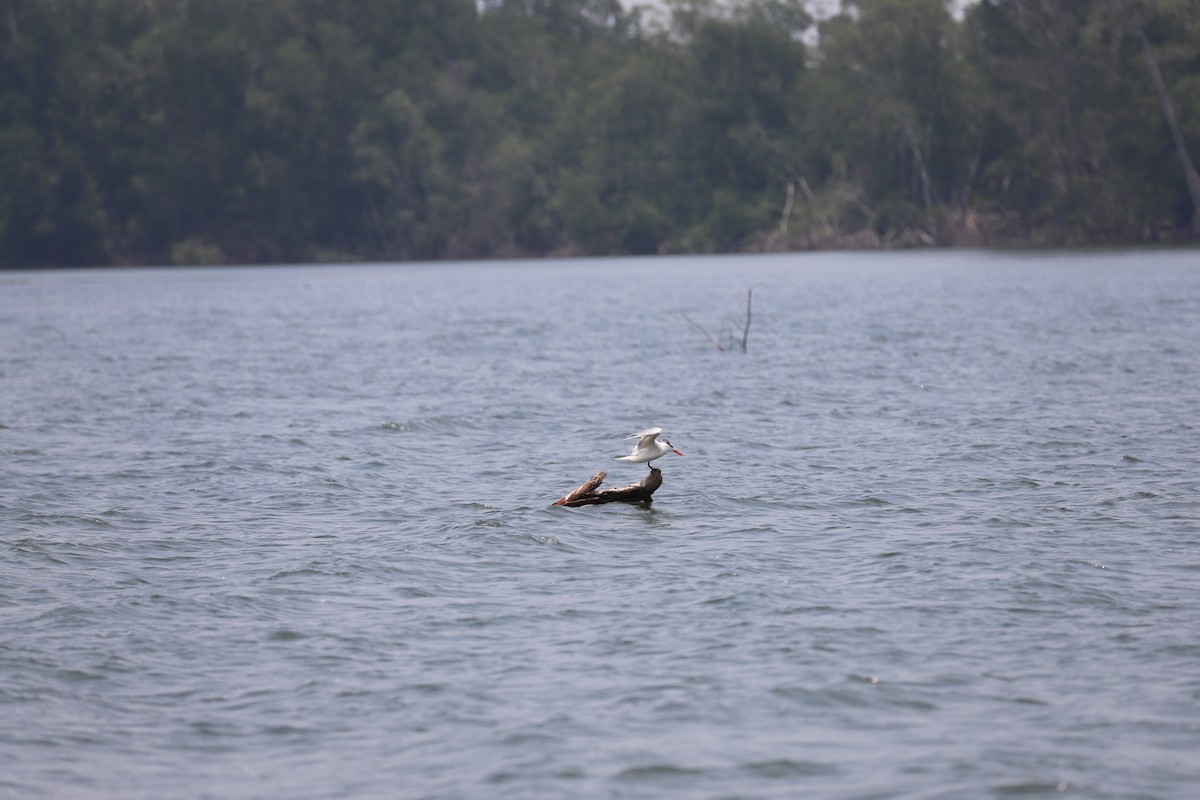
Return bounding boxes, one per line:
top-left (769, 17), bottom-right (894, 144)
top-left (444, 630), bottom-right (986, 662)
top-left (3, 251), bottom-right (1199, 799)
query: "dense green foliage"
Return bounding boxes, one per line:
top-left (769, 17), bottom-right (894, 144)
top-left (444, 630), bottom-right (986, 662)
top-left (2, 0), bottom-right (1197, 267)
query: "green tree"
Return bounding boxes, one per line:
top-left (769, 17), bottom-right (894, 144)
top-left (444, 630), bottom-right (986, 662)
top-left (350, 88), bottom-right (449, 259)
top-left (549, 46), bottom-right (682, 254)
top-left (4, 0), bottom-right (1197, 267)
top-left (812, 0), bottom-right (975, 241)
top-left (0, 0), bottom-right (115, 266)
top-left (672, 0), bottom-right (811, 250)
top-left (1120, 0), bottom-right (1200, 232)
top-left (964, 0), bottom-right (1199, 242)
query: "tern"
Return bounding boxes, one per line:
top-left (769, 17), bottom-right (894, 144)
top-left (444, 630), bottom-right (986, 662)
top-left (615, 427), bottom-right (683, 470)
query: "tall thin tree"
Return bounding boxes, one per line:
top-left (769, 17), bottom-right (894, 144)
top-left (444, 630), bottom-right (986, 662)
top-left (1120, 0), bottom-right (1200, 232)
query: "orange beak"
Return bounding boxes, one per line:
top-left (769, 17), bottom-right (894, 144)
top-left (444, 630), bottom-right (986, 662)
top-left (672, 448), bottom-right (684, 456)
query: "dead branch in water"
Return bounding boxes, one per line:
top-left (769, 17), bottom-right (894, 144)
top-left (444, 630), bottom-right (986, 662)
top-left (680, 288), bottom-right (753, 353)
top-left (739, 287), bottom-right (751, 353)
top-left (680, 313), bottom-right (724, 351)
top-left (553, 468), bottom-right (663, 507)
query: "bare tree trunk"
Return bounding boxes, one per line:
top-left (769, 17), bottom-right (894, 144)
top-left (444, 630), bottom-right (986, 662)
top-left (893, 111), bottom-right (936, 208)
top-left (1123, 0), bottom-right (1200, 232)
top-left (778, 181), bottom-right (795, 235)
top-left (854, 58), bottom-right (937, 210)
top-left (4, 4), bottom-right (18, 40)
top-left (797, 176), bottom-right (834, 239)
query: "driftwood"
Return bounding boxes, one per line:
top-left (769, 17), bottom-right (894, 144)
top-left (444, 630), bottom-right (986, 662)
top-left (554, 468), bottom-right (663, 507)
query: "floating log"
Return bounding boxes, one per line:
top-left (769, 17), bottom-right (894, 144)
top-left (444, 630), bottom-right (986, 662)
top-left (554, 467), bottom-right (663, 507)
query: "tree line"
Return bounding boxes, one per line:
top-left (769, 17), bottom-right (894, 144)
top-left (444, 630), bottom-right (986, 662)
top-left (2, 0), bottom-right (1198, 268)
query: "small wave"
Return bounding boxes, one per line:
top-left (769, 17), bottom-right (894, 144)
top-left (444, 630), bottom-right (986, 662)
top-left (616, 764), bottom-right (705, 780)
top-left (267, 567), bottom-right (325, 581)
top-left (995, 780), bottom-right (1073, 796)
top-left (379, 415), bottom-right (493, 436)
top-left (743, 759), bottom-right (838, 778)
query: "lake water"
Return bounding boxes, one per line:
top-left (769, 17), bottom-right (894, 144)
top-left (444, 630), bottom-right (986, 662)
top-left (2, 250), bottom-right (1199, 799)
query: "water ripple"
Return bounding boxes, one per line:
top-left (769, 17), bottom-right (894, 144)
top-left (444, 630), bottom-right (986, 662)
top-left (2, 253), bottom-right (1199, 799)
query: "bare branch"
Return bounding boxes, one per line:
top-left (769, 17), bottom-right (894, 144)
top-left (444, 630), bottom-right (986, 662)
top-left (779, 181), bottom-right (795, 235)
top-left (798, 175), bottom-right (834, 238)
top-left (681, 312), bottom-right (724, 351)
top-left (740, 287), bottom-right (752, 353)
top-left (681, 287), bottom-right (754, 353)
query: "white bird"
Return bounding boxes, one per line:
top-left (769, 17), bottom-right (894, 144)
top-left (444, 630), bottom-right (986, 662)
top-left (614, 427), bottom-right (683, 470)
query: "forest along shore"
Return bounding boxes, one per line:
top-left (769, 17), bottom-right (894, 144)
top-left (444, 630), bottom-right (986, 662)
top-left (4, 0), bottom-right (1198, 269)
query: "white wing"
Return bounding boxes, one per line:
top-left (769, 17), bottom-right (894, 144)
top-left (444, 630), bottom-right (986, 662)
top-left (626, 426), bottom-right (662, 440)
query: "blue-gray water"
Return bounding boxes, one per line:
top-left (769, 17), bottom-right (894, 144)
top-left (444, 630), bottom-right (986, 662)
top-left (2, 251), bottom-right (1199, 799)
